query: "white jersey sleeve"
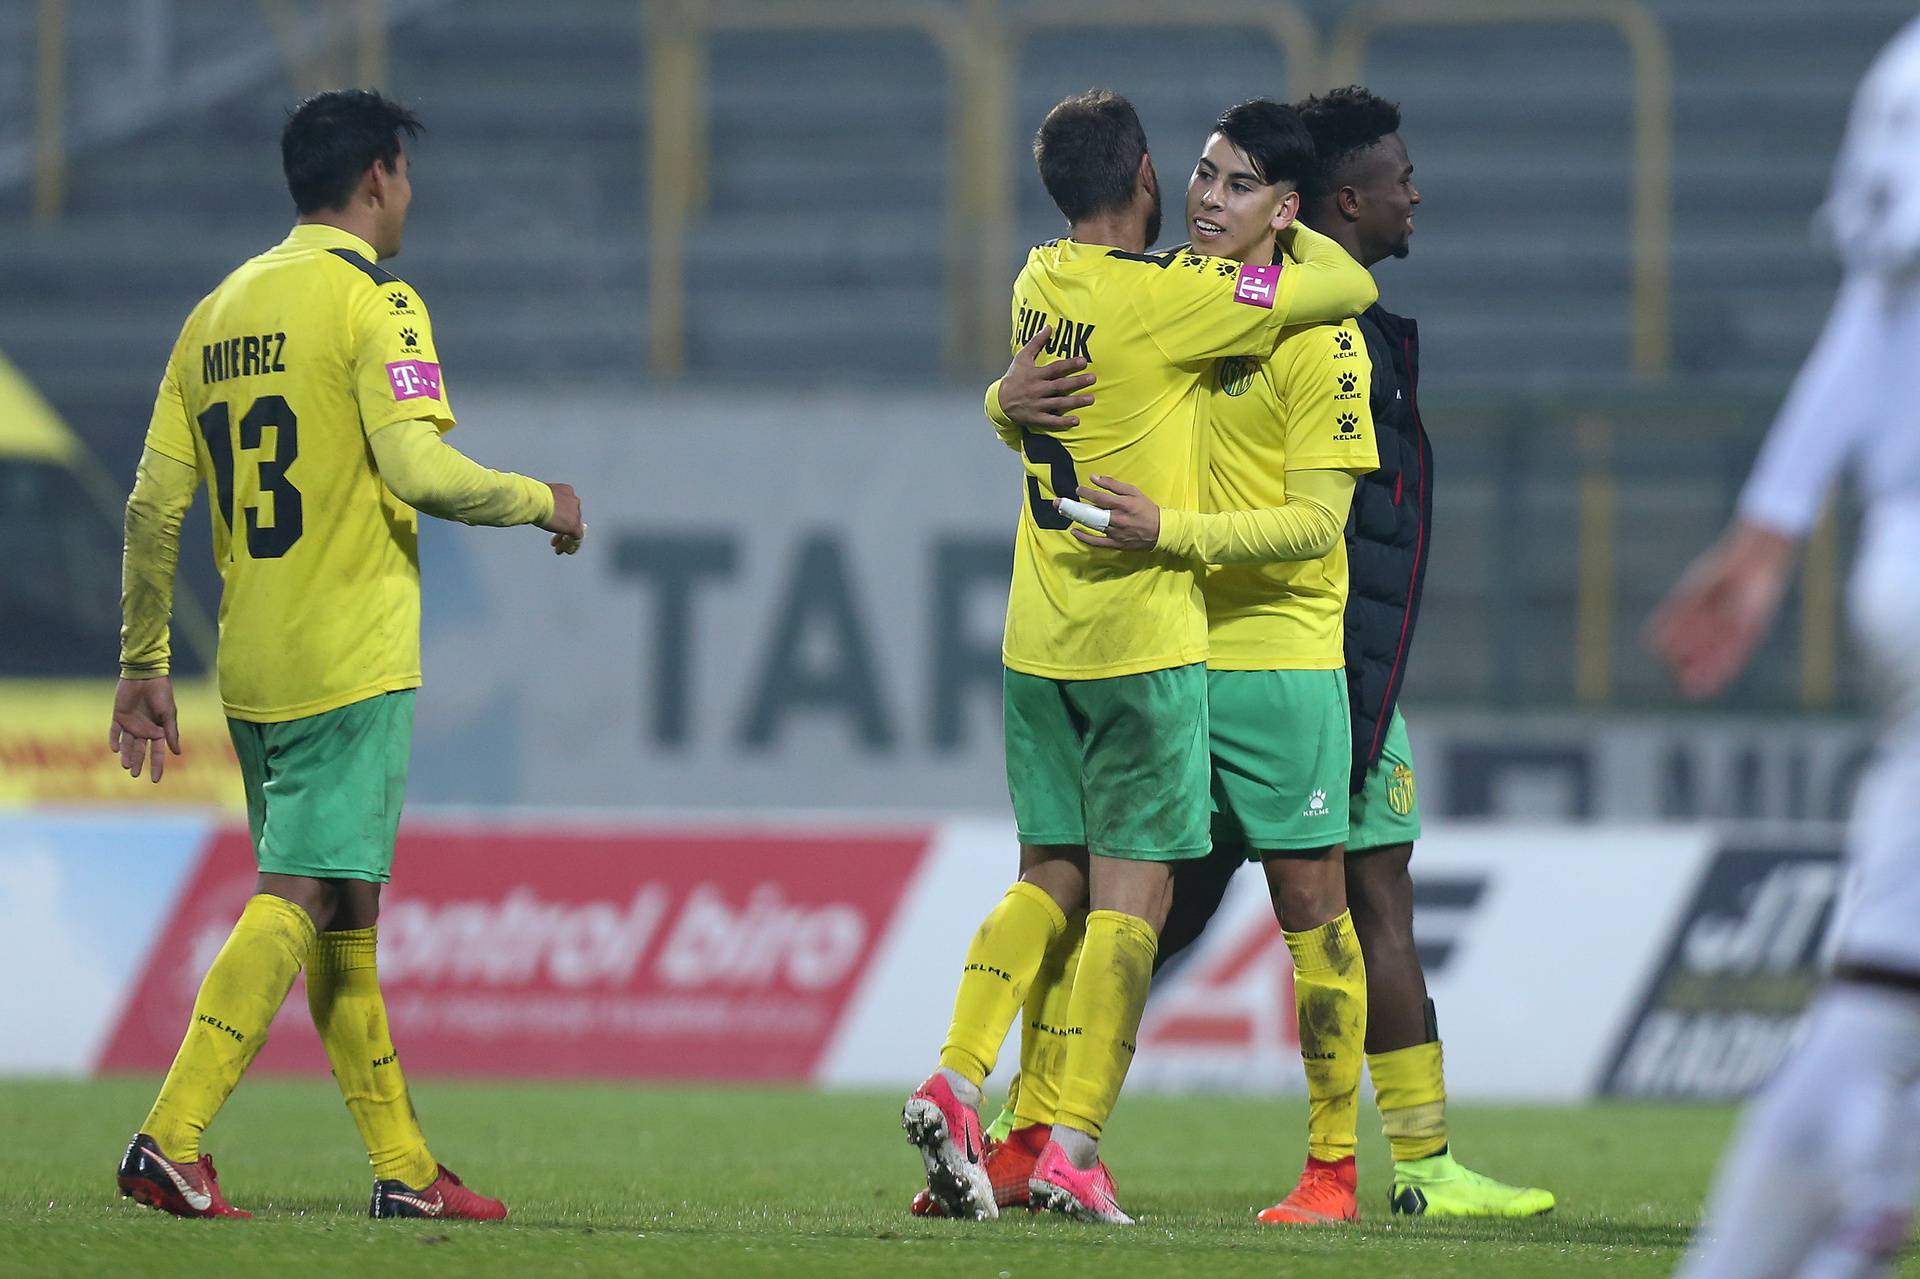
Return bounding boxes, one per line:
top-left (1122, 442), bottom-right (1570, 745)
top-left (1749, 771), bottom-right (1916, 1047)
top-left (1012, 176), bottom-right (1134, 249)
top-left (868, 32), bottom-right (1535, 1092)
top-left (1819, 17), bottom-right (1920, 277)
top-left (1736, 276), bottom-right (1887, 536)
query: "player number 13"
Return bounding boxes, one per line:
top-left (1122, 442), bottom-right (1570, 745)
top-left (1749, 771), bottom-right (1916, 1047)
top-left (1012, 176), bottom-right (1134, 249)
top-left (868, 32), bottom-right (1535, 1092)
top-left (195, 395), bottom-right (304, 559)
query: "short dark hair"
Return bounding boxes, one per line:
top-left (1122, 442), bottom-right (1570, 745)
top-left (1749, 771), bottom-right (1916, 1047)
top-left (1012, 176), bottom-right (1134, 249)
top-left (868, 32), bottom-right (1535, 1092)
top-left (1033, 89), bottom-right (1149, 223)
top-left (1293, 86), bottom-right (1402, 205)
top-left (281, 89), bottom-right (422, 214)
top-left (1212, 98), bottom-right (1318, 189)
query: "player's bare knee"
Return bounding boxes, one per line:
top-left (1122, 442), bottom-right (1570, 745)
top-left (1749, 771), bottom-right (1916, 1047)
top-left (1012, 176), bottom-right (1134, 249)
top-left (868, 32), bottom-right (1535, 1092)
top-left (256, 872), bottom-right (333, 930)
top-left (1088, 857), bottom-right (1174, 931)
top-left (1019, 843), bottom-right (1089, 914)
top-left (1262, 851), bottom-right (1347, 933)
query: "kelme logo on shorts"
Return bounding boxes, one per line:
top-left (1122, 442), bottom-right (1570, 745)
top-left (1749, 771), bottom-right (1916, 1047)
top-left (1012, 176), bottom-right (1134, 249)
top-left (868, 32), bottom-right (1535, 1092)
top-left (1303, 788), bottom-right (1329, 817)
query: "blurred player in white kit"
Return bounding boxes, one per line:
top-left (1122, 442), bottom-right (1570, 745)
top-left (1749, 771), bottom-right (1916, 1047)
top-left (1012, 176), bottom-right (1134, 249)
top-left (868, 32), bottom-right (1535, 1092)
top-left (1654, 17), bottom-right (1920, 1279)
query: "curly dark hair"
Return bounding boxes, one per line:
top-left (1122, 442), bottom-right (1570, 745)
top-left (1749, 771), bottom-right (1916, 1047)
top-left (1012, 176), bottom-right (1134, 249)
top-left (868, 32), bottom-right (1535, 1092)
top-left (1293, 86), bottom-right (1401, 205)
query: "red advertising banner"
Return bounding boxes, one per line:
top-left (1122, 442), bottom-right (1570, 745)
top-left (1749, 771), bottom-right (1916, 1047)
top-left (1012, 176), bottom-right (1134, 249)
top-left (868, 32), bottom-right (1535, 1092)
top-left (97, 822), bottom-right (934, 1080)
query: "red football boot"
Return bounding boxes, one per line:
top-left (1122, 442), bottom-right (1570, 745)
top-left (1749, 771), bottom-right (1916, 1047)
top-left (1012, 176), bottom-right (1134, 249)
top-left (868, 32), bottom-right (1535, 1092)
top-left (116, 1133), bottom-right (251, 1219)
top-left (370, 1164), bottom-right (508, 1220)
top-left (1256, 1155), bottom-right (1360, 1225)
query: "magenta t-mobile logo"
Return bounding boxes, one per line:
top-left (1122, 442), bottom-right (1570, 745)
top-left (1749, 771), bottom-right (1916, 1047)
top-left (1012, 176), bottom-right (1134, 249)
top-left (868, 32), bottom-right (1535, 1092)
top-left (1232, 262), bottom-right (1282, 309)
top-left (386, 359), bottom-right (443, 402)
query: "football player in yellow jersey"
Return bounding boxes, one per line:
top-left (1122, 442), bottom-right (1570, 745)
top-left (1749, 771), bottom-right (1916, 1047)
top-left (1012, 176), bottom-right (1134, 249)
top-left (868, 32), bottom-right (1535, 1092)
top-left (1031, 98), bottom-right (1381, 1226)
top-left (901, 90), bottom-right (1376, 1225)
top-left (108, 90), bottom-right (584, 1221)
top-left (985, 89), bottom-right (1551, 1226)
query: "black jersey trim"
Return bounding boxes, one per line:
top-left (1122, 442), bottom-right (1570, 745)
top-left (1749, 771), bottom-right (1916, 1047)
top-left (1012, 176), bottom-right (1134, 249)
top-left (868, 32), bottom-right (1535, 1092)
top-left (1104, 247), bottom-right (1181, 268)
top-left (326, 247), bottom-right (403, 286)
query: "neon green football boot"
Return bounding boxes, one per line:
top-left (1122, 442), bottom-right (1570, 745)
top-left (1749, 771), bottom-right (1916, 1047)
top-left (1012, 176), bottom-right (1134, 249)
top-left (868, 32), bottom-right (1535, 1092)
top-left (1388, 1152), bottom-right (1555, 1218)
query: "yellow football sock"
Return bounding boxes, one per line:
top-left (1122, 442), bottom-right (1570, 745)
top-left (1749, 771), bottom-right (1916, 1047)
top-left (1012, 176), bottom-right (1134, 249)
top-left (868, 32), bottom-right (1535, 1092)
top-left (1286, 910), bottom-right (1368, 1164)
top-left (1369, 1039), bottom-right (1449, 1162)
top-left (938, 880), bottom-right (1068, 1086)
top-left (1013, 912), bottom-right (1086, 1129)
top-left (307, 928), bottom-right (439, 1188)
top-left (1052, 910), bottom-right (1157, 1139)
top-left (142, 893), bottom-right (315, 1162)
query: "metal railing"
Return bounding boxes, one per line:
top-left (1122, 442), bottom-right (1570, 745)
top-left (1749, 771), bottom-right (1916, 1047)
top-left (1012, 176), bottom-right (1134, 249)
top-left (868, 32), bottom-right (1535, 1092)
top-left (31, 0), bottom-right (64, 225)
top-left (645, 0), bottom-right (974, 373)
top-left (645, 0), bottom-right (1319, 375)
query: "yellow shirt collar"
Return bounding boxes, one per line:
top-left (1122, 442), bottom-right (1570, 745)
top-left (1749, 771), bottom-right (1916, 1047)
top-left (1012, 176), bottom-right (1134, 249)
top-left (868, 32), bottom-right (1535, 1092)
top-left (285, 222), bottom-right (380, 261)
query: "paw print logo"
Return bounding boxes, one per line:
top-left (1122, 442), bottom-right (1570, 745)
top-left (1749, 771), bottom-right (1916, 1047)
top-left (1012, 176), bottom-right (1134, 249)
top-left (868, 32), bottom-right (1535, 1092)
top-left (1215, 260), bottom-right (1237, 278)
top-left (1335, 330), bottom-right (1353, 352)
top-left (399, 327), bottom-right (418, 348)
top-left (1180, 254), bottom-right (1207, 271)
top-left (1335, 412), bottom-right (1360, 435)
top-left (387, 291), bottom-right (410, 310)
top-left (1304, 788), bottom-right (1329, 816)
top-left (1338, 371), bottom-right (1358, 393)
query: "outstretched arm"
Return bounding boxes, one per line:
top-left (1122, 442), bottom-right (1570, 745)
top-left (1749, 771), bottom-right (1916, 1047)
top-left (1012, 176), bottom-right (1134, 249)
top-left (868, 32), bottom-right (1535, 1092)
top-left (1649, 275), bottom-right (1886, 698)
top-left (369, 419), bottom-right (584, 553)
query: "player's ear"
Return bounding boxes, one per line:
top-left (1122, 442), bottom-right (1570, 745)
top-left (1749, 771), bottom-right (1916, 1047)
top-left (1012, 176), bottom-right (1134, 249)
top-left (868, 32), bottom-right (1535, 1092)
top-left (1337, 183), bottom-right (1364, 223)
top-left (1270, 189), bottom-right (1301, 234)
top-left (1138, 151), bottom-right (1157, 198)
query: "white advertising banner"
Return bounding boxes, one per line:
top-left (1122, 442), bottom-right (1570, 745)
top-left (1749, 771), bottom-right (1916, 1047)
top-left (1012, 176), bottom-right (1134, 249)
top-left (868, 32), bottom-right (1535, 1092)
top-left (821, 822), bottom-right (1718, 1102)
top-left (1, 811), bottom-right (1836, 1099)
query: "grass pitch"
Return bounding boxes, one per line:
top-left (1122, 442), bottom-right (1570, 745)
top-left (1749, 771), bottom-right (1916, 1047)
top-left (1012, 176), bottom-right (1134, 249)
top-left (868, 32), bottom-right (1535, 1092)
top-left (0, 1077), bottom-right (1891, 1276)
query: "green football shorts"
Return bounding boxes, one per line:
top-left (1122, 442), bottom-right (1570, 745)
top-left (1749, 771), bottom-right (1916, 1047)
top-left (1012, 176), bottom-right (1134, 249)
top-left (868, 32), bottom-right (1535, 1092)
top-left (226, 689), bottom-right (415, 883)
top-left (1208, 668), bottom-right (1351, 853)
top-left (1347, 707), bottom-right (1422, 853)
top-left (1002, 663), bottom-right (1211, 861)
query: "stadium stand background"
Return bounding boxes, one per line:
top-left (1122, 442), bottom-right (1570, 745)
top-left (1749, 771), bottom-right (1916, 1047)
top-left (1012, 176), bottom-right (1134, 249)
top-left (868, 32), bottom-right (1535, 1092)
top-left (1, 0), bottom-right (1910, 712)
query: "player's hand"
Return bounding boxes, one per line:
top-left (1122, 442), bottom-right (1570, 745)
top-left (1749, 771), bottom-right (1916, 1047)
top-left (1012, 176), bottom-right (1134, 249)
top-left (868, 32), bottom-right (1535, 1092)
top-left (1061, 475), bottom-right (1160, 551)
top-left (1646, 520), bottom-right (1798, 699)
top-left (1000, 325), bottom-right (1096, 431)
top-left (109, 675), bottom-right (181, 784)
top-left (540, 482), bottom-right (585, 555)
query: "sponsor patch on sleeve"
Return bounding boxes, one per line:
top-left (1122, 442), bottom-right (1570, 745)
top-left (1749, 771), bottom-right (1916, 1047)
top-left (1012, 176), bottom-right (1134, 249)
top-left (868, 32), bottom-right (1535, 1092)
top-left (386, 359), bottom-right (443, 402)
top-left (1233, 262), bottom-right (1282, 309)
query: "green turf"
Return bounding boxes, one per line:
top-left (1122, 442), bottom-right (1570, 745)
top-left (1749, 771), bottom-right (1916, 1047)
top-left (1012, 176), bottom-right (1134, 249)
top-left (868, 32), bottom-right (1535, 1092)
top-left (0, 1077), bottom-right (1901, 1276)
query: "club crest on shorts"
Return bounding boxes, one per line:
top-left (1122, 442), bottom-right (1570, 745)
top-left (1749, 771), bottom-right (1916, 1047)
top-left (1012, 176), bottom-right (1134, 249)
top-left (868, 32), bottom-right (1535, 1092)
top-left (1387, 764), bottom-right (1416, 817)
